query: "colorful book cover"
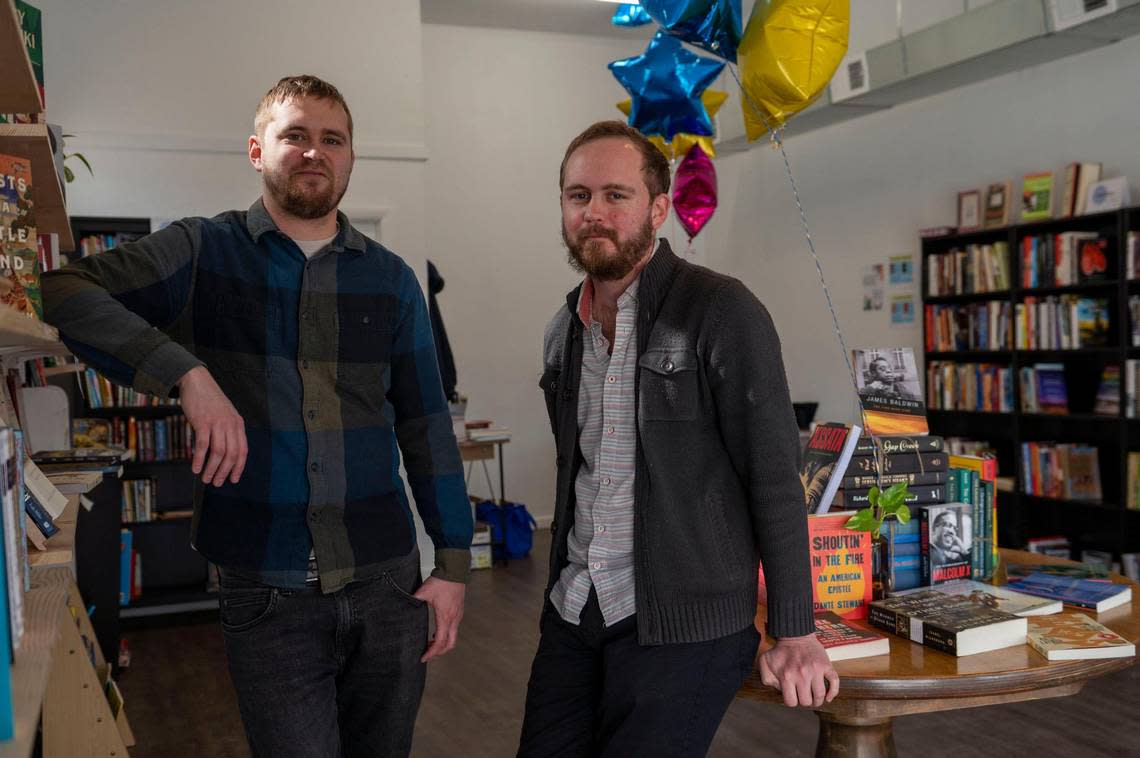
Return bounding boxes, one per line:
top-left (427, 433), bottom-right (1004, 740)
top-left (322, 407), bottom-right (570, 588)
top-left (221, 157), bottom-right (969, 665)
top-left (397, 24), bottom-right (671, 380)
top-left (71, 418), bottom-right (113, 448)
top-left (1027, 612), bottom-right (1135, 660)
top-left (984, 181), bottom-right (1012, 228)
top-left (919, 503), bottom-right (973, 585)
top-left (1008, 573), bottom-right (1131, 612)
top-left (808, 512), bottom-right (872, 620)
top-left (15, 1), bottom-right (44, 107)
top-left (896, 579), bottom-right (1061, 616)
top-left (814, 611), bottom-right (890, 662)
top-left (1077, 298), bottom-right (1111, 346)
top-left (0, 153), bottom-right (40, 317)
top-left (800, 422), bottom-right (862, 515)
top-left (1021, 172), bottom-right (1054, 221)
top-left (852, 348), bottom-right (928, 436)
top-left (1033, 363), bottom-right (1069, 414)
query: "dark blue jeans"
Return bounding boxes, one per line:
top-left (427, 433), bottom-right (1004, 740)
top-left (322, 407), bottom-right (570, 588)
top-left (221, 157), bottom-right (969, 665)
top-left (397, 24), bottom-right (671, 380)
top-left (218, 551), bottom-right (428, 758)
top-left (518, 591), bottom-right (761, 758)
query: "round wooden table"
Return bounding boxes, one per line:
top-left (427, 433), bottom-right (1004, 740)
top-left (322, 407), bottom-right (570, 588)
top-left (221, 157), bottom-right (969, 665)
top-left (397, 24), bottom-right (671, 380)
top-left (738, 549), bottom-right (1138, 758)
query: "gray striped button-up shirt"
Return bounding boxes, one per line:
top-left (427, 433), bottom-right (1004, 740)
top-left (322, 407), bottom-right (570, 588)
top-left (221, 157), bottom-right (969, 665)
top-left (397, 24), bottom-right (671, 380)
top-left (550, 277), bottom-right (639, 627)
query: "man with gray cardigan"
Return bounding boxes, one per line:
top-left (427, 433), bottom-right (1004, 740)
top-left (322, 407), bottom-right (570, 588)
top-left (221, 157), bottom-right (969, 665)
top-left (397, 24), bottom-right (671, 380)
top-left (519, 121), bottom-right (837, 757)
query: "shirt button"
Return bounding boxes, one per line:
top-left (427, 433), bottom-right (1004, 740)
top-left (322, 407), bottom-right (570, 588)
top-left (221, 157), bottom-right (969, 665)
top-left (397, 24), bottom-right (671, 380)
top-left (603, 477), bottom-right (611, 486)
top-left (310, 462), bottom-right (319, 472)
top-left (591, 561), bottom-right (603, 570)
top-left (607, 426), bottom-right (615, 435)
top-left (596, 525), bottom-right (606, 534)
top-left (607, 376), bottom-right (616, 384)
top-left (308, 410), bottom-right (317, 420)
top-left (663, 360), bottom-right (675, 373)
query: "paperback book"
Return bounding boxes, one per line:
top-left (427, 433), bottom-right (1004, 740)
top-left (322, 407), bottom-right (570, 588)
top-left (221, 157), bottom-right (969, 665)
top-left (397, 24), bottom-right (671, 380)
top-left (868, 591), bottom-right (1027, 656)
top-left (1027, 612), bottom-right (1135, 661)
top-left (919, 503), bottom-right (973, 585)
top-left (895, 579), bottom-right (1061, 616)
top-left (808, 512), bottom-right (872, 620)
top-left (1020, 171), bottom-right (1054, 222)
top-left (1007, 573), bottom-right (1132, 613)
top-left (0, 153), bottom-right (40, 318)
top-left (852, 348), bottom-right (928, 436)
top-left (814, 611), bottom-right (890, 662)
top-left (800, 422), bottom-right (862, 515)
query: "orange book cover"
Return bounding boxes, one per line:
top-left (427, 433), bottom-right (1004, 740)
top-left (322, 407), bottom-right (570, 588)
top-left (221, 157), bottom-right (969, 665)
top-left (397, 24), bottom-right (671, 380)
top-left (808, 512), bottom-right (872, 620)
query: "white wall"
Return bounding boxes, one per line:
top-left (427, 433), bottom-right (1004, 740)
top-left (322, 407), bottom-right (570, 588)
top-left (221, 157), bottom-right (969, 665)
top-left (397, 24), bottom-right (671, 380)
top-left (421, 24), bottom-right (642, 521)
top-left (39, 0), bottom-right (430, 273)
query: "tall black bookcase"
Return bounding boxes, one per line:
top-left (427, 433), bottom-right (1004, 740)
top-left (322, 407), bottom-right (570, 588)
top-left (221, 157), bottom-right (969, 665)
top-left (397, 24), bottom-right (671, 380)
top-left (68, 216), bottom-right (214, 619)
top-left (921, 206), bottom-right (1140, 565)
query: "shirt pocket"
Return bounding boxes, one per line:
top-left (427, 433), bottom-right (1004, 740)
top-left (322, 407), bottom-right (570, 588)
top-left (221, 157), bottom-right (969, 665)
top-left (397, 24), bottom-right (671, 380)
top-left (638, 348), bottom-right (699, 422)
top-left (336, 307), bottom-right (393, 385)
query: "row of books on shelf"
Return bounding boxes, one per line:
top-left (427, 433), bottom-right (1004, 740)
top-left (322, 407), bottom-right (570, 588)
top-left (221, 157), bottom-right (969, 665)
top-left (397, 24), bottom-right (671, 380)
top-left (926, 362), bottom-right (1013, 413)
top-left (73, 416), bottom-right (192, 462)
top-left (1025, 536), bottom-right (1140, 580)
top-left (120, 476), bottom-right (193, 524)
top-left (118, 529), bottom-right (218, 607)
top-left (926, 242), bottom-right (1010, 296)
top-left (924, 301), bottom-right (1011, 352)
top-left (82, 368), bottom-right (179, 408)
top-left (1018, 233), bottom-right (1110, 289)
top-left (1020, 442), bottom-right (1102, 501)
top-left (1015, 295), bottom-right (1110, 350)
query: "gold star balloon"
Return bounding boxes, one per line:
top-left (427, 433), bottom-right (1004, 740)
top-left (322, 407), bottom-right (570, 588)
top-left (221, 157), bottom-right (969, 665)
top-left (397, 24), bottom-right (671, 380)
top-left (616, 90), bottom-right (728, 160)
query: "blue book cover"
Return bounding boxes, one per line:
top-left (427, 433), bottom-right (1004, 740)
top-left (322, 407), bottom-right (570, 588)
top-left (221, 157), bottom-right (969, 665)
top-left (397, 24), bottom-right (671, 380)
top-left (1008, 573), bottom-right (1132, 612)
top-left (119, 528), bottom-right (132, 606)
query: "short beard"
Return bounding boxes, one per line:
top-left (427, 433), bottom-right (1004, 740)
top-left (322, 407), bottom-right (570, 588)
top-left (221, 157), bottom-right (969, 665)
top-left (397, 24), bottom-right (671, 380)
top-left (563, 216), bottom-right (656, 281)
top-left (263, 163), bottom-right (348, 220)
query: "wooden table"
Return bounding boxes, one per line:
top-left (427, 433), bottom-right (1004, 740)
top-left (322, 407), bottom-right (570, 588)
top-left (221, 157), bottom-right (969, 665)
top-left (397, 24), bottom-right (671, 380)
top-left (738, 549), bottom-right (1138, 757)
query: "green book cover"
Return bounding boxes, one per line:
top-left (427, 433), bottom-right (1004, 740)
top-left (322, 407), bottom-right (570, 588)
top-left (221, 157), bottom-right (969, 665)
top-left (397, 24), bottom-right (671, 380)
top-left (1021, 172), bottom-right (1054, 221)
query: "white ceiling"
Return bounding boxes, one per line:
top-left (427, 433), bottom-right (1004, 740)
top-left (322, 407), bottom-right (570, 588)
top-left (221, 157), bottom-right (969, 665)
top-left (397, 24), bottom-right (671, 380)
top-left (420, 0), bottom-right (655, 38)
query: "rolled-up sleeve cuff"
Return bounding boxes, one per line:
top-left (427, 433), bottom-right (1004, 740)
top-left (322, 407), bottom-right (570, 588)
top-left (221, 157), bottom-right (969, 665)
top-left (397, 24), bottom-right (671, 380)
top-left (431, 548), bottom-right (472, 584)
top-left (134, 341), bottom-right (204, 398)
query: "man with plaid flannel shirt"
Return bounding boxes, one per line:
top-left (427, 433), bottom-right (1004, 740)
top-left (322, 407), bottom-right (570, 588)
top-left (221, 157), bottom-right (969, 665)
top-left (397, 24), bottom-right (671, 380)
top-left (42, 75), bottom-right (472, 758)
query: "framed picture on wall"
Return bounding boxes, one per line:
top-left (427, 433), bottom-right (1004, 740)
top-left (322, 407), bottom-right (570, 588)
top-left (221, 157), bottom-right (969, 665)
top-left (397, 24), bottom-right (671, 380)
top-left (957, 190), bottom-right (981, 232)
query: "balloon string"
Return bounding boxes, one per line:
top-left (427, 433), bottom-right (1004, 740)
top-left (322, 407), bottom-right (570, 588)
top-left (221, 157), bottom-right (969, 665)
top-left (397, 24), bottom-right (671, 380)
top-left (726, 63), bottom-right (902, 487)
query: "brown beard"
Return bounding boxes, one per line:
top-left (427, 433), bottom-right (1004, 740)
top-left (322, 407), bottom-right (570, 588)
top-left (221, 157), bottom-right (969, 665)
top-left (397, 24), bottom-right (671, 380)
top-left (563, 215), bottom-right (656, 281)
top-left (263, 161), bottom-right (348, 220)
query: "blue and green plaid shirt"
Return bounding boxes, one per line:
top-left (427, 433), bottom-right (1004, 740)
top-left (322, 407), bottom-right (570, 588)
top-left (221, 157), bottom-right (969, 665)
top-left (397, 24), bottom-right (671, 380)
top-left (42, 199), bottom-right (473, 589)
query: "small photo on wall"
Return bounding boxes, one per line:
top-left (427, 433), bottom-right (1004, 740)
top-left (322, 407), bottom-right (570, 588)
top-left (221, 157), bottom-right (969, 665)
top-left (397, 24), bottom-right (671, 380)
top-left (890, 294), bottom-right (915, 325)
top-left (889, 255), bottom-right (913, 286)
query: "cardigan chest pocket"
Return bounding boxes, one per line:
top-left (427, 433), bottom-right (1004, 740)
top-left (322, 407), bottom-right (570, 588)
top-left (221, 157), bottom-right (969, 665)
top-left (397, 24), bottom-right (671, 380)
top-left (639, 349), bottom-right (698, 421)
top-left (539, 367), bottom-right (561, 434)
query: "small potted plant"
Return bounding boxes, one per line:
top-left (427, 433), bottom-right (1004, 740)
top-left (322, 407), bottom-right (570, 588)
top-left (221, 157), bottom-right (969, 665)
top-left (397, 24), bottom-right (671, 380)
top-left (844, 481), bottom-right (911, 599)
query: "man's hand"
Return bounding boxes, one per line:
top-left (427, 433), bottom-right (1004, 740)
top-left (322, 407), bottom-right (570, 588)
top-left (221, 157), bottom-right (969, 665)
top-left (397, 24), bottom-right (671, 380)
top-left (758, 633), bottom-right (839, 708)
top-left (413, 577), bottom-right (466, 662)
top-left (178, 366), bottom-right (248, 486)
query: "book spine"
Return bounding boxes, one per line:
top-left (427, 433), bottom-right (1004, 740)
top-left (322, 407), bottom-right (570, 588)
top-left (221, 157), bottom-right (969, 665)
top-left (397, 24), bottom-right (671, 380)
top-left (919, 508), bottom-right (932, 585)
top-left (844, 452), bottom-right (949, 476)
top-left (23, 492), bottom-right (58, 538)
top-left (840, 471), bottom-right (946, 489)
top-left (866, 605), bottom-right (907, 640)
top-left (917, 622), bottom-right (959, 655)
top-left (853, 436), bottom-right (945, 456)
top-left (843, 486), bottom-right (946, 506)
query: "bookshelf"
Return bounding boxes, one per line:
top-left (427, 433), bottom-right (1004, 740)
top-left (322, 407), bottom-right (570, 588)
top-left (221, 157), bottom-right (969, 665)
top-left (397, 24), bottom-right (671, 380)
top-left (921, 206), bottom-right (1140, 564)
top-left (68, 216), bottom-right (214, 619)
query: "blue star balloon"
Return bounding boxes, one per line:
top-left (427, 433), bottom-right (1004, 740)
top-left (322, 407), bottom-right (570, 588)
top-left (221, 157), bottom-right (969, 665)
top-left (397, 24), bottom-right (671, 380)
top-left (611, 3), bottom-right (653, 27)
top-left (641, 0), bottom-right (742, 62)
top-left (609, 32), bottom-right (726, 140)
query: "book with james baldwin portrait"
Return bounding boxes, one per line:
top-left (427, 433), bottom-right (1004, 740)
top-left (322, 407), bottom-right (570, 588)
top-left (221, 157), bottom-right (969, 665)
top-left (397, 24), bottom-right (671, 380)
top-left (852, 348), bottom-right (928, 436)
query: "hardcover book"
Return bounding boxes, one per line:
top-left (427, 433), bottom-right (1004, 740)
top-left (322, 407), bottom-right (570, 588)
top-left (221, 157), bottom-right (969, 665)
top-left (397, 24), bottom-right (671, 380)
top-left (895, 579), bottom-right (1061, 616)
top-left (1027, 612), bottom-right (1135, 661)
top-left (808, 512), bottom-right (872, 620)
top-left (867, 590), bottom-right (1027, 656)
top-left (845, 452), bottom-right (948, 476)
top-left (814, 611), bottom-right (890, 662)
top-left (852, 435), bottom-right (944, 457)
top-left (919, 503), bottom-right (973, 585)
top-left (0, 153), bottom-right (40, 318)
top-left (984, 180), bottom-right (1013, 228)
top-left (1007, 573), bottom-right (1131, 613)
top-left (852, 348), bottom-right (928, 436)
top-left (800, 422), bottom-right (862, 515)
top-left (1021, 171), bottom-right (1054, 222)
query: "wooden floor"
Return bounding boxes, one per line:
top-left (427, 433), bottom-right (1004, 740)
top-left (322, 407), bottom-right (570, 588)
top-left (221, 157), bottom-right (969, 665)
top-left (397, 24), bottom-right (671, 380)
top-left (120, 531), bottom-right (1139, 757)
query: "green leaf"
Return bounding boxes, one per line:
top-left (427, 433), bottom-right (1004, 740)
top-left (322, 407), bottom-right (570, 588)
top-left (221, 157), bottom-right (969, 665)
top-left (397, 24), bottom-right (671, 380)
top-left (895, 504), bottom-right (911, 524)
top-left (63, 165), bottom-right (74, 184)
top-left (844, 509), bottom-right (877, 533)
top-left (72, 152), bottom-right (93, 175)
top-left (867, 485), bottom-right (880, 507)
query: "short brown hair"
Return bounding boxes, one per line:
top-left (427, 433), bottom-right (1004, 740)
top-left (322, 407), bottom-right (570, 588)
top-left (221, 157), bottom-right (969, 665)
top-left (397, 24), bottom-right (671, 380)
top-left (254, 75), bottom-right (354, 142)
top-left (560, 121), bottom-right (671, 198)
